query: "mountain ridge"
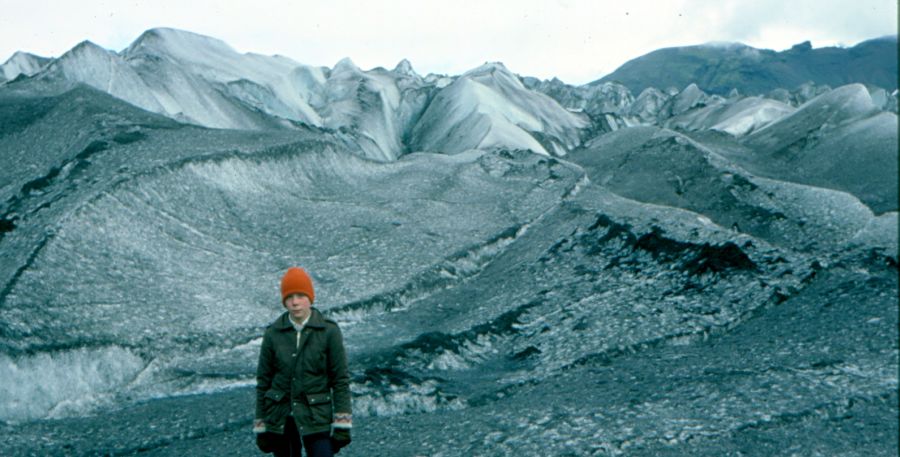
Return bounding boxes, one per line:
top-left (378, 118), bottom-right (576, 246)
top-left (595, 36), bottom-right (899, 95)
top-left (0, 27), bottom-right (896, 206)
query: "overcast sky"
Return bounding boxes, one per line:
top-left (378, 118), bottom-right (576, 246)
top-left (0, 0), bottom-right (896, 84)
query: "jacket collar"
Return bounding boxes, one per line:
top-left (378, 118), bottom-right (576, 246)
top-left (274, 307), bottom-right (327, 331)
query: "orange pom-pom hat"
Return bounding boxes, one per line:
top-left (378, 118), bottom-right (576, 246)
top-left (280, 267), bottom-right (315, 304)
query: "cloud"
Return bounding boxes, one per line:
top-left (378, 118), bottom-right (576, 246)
top-left (697, 0), bottom-right (898, 49)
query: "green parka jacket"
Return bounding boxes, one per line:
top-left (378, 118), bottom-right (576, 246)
top-left (255, 308), bottom-right (351, 436)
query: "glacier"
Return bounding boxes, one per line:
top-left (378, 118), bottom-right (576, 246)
top-left (0, 28), bottom-right (897, 456)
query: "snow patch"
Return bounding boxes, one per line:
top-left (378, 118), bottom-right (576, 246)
top-left (0, 346), bottom-right (145, 423)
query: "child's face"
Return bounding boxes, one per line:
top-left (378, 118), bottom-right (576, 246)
top-left (283, 293), bottom-right (311, 321)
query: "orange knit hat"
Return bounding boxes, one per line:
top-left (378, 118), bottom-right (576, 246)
top-left (281, 267), bottom-right (315, 304)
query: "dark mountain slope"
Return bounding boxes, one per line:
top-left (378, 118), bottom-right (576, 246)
top-left (596, 36), bottom-right (898, 95)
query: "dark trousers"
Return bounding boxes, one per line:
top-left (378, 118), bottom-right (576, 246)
top-left (273, 416), bottom-right (334, 457)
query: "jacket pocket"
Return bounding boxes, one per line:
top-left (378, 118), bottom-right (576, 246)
top-left (263, 389), bottom-right (290, 426)
top-left (306, 391), bottom-right (333, 425)
top-left (265, 389), bottom-right (287, 402)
